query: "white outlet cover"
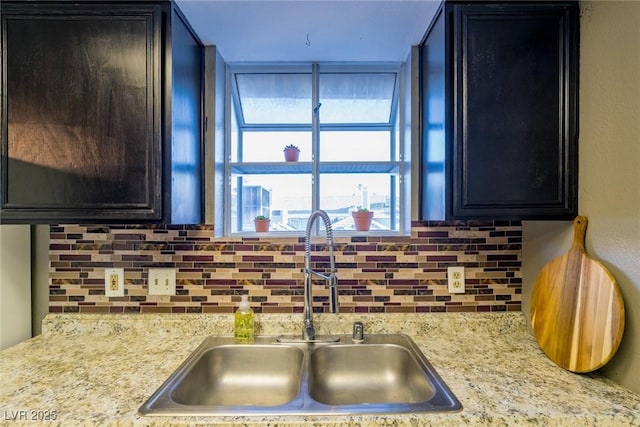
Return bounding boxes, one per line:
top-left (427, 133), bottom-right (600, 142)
top-left (148, 268), bottom-right (176, 296)
top-left (447, 266), bottom-right (465, 294)
top-left (104, 268), bottom-right (125, 297)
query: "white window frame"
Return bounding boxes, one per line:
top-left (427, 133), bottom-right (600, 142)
top-left (222, 62), bottom-right (410, 236)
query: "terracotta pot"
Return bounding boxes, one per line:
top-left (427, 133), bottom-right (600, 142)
top-left (254, 219), bottom-right (270, 232)
top-left (351, 211), bottom-right (373, 231)
top-left (284, 148), bottom-right (300, 162)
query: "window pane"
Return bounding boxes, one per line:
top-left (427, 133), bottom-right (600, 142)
top-left (240, 131), bottom-right (312, 162)
top-left (319, 73), bottom-right (396, 124)
top-left (228, 66), bottom-right (404, 235)
top-left (319, 174), bottom-right (398, 231)
top-left (236, 73), bottom-right (312, 124)
top-left (320, 131), bottom-right (393, 161)
top-left (231, 174), bottom-right (312, 232)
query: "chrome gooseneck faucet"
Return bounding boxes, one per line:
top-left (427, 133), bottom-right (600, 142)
top-left (302, 210), bottom-right (339, 341)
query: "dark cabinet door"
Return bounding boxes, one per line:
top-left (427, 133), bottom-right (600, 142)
top-left (420, 2), bottom-right (579, 220)
top-left (1, 2), bottom-right (203, 224)
top-left (1, 4), bottom-right (162, 222)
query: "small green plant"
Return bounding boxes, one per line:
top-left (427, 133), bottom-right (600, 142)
top-left (355, 207), bottom-right (369, 212)
top-left (283, 144), bottom-right (300, 152)
top-left (254, 215), bottom-right (269, 220)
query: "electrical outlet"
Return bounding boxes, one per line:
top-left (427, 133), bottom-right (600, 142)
top-left (104, 268), bottom-right (125, 297)
top-left (447, 266), bottom-right (465, 294)
top-left (148, 268), bottom-right (176, 296)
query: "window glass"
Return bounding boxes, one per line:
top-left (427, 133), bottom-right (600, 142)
top-left (236, 73), bottom-right (312, 124)
top-left (231, 174), bottom-right (312, 232)
top-left (320, 131), bottom-right (392, 162)
top-left (319, 73), bottom-right (396, 124)
top-left (319, 174), bottom-right (397, 231)
top-left (228, 66), bottom-right (402, 235)
top-left (239, 132), bottom-right (312, 162)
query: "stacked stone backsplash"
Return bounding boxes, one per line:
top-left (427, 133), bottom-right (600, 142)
top-left (49, 221), bottom-right (522, 314)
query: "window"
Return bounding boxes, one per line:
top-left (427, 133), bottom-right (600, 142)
top-left (225, 64), bottom-right (405, 234)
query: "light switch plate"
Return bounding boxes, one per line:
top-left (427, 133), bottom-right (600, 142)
top-left (148, 268), bottom-right (176, 296)
top-left (105, 268), bottom-right (125, 297)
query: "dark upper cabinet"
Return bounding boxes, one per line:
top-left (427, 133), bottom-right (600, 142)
top-left (0, 1), bottom-right (202, 224)
top-left (419, 2), bottom-right (579, 220)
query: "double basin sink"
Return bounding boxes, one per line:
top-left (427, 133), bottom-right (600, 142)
top-left (139, 334), bottom-right (461, 416)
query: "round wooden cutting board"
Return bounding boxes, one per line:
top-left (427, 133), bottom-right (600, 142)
top-left (530, 216), bottom-right (625, 373)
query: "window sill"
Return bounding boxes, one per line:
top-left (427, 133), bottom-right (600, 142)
top-left (229, 230), bottom-right (408, 239)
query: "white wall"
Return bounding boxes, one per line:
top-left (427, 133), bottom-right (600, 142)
top-left (0, 225), bottom-right (31, 349)
top-left (523, 1), bottom-right (640, 393)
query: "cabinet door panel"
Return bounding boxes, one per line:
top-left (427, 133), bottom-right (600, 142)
top-left (1, 5), bottom-right (161, 221)
top-left (452, 4), bottom-right (578, 219)
top-left (463, 15), bottom-right (561, 204)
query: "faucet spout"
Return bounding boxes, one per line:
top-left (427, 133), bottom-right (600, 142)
top-left (302, 210), bottom-right (339, 341)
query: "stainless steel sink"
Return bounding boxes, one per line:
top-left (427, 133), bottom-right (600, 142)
top-left (309, 343), bottom-right (435, 405)
top-left (171, 344), bottom-right (304, 407)
top-left (139, 334), bottom-right (461, 416)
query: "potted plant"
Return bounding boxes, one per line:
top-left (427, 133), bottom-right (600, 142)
top-left (351, 208), bottom-right (374, 231)
top-left (253, 215), bottom-right (270, 232)
top-left (283, 144), bottom-right (300, 162)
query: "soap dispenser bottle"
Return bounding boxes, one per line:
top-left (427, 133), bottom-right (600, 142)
top-left (234, 294), bottom-right (254, 344)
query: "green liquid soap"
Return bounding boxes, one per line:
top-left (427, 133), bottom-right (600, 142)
top-left (234, 294), bottom-right (254, 344)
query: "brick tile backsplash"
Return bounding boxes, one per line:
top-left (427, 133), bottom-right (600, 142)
top-left (49, 221), bottom-right (522, 314)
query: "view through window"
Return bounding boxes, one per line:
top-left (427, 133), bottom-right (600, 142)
top-left (227, 64), bottom-right (403, 234)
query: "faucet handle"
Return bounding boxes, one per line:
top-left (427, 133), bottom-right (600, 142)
top-left (352, 321), bottom-right (364, 343)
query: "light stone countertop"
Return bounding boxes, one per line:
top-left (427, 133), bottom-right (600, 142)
top-left (0, 312), bottom-right (639, 426)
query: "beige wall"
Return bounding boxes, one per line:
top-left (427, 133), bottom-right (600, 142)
top-left (0, 225), bottom-right (31, 349)
top-left (523, 1), bottom-right (640, 394)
